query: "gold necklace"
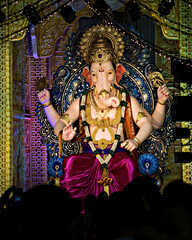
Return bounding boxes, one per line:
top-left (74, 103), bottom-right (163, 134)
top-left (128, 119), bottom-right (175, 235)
top-left (85, 91), bottom-right (122, 150)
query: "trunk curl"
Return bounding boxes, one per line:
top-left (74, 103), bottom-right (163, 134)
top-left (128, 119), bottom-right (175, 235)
top-left (98, 96), bottom-right (120, 108)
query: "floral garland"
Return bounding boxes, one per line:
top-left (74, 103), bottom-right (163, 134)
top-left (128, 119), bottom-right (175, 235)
top-left (80, 89), bottom-right (127, 167)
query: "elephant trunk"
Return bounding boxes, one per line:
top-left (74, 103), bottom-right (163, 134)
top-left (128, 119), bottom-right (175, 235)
top-left (96, 70), bottom-right (120, 108)
top-left (98, 93), bottom-right (120, 108)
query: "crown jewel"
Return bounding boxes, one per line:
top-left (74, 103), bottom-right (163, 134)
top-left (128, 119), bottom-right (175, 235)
top-left (80, 24), bottom-right (124, 64)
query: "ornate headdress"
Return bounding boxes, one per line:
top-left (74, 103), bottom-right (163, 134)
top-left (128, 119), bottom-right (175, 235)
top-left (80, 24), bottom-right (125, 65)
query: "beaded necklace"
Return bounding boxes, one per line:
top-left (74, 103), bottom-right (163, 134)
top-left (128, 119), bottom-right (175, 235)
top-left (80, 88), bottom-right (127, 167)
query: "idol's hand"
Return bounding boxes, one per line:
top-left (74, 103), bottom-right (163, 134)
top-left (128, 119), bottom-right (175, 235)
top-left (38, 89), bottom-right (50, 104)
top-left (121, 139), bottom-right (138, 151)
top-left (62, 123), bottom-right (76, 141)
top-left (157, 84), bottom-right (170, 103)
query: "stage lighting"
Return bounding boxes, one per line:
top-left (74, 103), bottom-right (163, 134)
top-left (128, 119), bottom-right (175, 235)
top-left (175, 152), bottom-right (192, 163)
top-left (23, 5), bottom-right (41, 25)
top-left (171, 58), bottom-right (192, 83)
top-left (172, 96), bottom-right (192, 121)
top-left (60, 6), bottom-right (76, 23)
top-left (92, 0), bottom-right (112, 19)
top-left (125, 0), bottom-right (141, 21)
top-left (173, 128), bottom-right (191, 139)
top-left (158, 0), bottom-right (175, 16)
top-left (0, 10), bottom-right (6, 23)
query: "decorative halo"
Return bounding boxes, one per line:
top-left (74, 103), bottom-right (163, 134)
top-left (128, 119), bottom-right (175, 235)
top-left (80, 24), bottom-right (124, 64)
top-left (47, 157), bottom-right (64, 177)
top-left (138, 154), bottom-right (159, 175)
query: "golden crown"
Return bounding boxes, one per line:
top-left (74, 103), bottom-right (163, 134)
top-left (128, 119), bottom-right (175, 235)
top-left (80, 24), bottom-right (125, 64)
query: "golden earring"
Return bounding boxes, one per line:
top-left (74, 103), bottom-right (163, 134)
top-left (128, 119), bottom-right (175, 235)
top-left (110, 85), bottom-right (114, 91)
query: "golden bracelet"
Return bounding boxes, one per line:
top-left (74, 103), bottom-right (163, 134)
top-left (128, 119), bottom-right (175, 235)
top-left (157, 99), bottom-right (167, 105)
top-left (132, 137), bottom-right (140, 146)
top-left (42, 100), bottom-right (52, 108)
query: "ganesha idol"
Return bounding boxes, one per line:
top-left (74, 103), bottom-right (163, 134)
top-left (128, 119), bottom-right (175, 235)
top-left (38, 25), bottom-right (170, 199)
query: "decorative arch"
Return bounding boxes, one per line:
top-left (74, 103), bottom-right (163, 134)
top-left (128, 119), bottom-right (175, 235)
top-left (37, 25), bottom-right (174, 185)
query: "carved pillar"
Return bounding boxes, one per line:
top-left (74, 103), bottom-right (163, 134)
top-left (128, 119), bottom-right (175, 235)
top-left (179, 1), bottom-right (192, 183)
top-left (29, 54), bottom-right (48, 187)
top-left (12, 39), bottom-right (25, 190)
top-left (0, 1), bottom-right (13, 196)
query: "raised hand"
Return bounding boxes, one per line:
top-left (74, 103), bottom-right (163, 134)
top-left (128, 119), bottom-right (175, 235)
top-left (38, 89), bottom-right (50, 104)
top-left (157, 84), bottom-right (170, 103)
top-left (62, 123), bottom-right (76, 141)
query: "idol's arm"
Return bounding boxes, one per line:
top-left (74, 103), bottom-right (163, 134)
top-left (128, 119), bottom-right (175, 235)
top-left (151, 103), bottom-right (166, 130)
top-left (121, 96), bottom-right (153, 151)
top-left (54, 98), bottom-right (80, 140)
top-left (151, 84), bottom-right (170, 129)
top-left (38, 89), bottom-right (60, 127)
top-left (131, 96), bottom-right (153, 143)
top-left (141, 84), bottom-right (171, 130)
top-left (38, 89), bottom-right (80, 141)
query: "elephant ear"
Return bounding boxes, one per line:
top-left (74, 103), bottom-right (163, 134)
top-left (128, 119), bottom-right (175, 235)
top-left (115, 64), bottom-right (126, 85)
top-left (81, 66), bottom-right (93, 87)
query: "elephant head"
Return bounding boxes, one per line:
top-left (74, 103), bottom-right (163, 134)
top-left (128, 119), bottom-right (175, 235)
top-left (82, 61), bottom-right (126, 108)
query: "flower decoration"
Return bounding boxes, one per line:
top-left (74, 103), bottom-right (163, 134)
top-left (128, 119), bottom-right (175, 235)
top-left (35, 76), bottom-right (48, 91)
top-left (138, 153), bottom-right (159, 175)
top-left (47, 157), bottom-right (64, 177)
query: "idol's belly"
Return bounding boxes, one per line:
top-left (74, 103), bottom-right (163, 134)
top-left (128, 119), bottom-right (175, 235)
top-left (89, 125), bottom-right (125, 142)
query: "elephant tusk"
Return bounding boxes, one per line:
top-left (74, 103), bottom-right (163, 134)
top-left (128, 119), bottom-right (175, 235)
top-left (98, 89), bottom-right (110, 98)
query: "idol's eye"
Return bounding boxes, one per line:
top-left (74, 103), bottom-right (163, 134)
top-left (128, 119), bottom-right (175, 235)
top-left (108, 71), bottom-right (113, 75)
top-left (92, 73), bottom-right (96, 77)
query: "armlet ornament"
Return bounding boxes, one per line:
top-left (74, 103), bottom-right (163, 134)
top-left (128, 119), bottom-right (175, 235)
top-left (136, 112), bottom-right (148, 123)
top-left (60, 113), bottom-right (70, 124)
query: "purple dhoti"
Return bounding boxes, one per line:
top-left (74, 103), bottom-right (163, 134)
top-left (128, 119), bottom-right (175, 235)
top-left (60, 143), bottom-right (138, 199)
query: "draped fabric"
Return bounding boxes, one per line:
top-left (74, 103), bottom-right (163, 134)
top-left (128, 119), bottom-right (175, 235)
top-left (60, 144), bottom-right (138, 199)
